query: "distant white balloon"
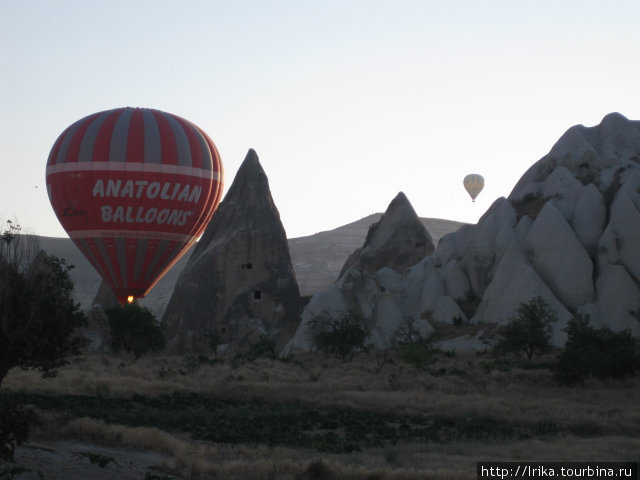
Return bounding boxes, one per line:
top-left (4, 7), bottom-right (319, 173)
top-left (463, 174), bottom-right (484, 202)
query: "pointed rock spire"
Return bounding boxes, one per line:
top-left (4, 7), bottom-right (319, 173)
top-left (339, 192), bottom-right (435, 278)
top-left (163, 149), bottom-right (300, 354)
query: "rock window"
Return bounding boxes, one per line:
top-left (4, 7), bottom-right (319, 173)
top-left (241, 263), bottom-right (253, 270)
top-left (253, 290), bottom-right (262, 301)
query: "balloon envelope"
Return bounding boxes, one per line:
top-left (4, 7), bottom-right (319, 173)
top-left (463, 174), bottom-right (484, 201)
top-left (46, 107), bottom-right (223, 304)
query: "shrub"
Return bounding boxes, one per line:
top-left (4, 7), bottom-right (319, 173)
top-left (106, 304), bottom-right (166, 359)
top-left (492, 296), bottom-right (557, 361)
top-left (309, 311), bottom-right (370, 362)
top-left (78, 451), bottom-right (118, 468)
top-left (555, 314), bottom-right (640, 386)
top-left (248, 335), bottom-right (277, 360)
top-left (396, 343), bottom-right (437, 370)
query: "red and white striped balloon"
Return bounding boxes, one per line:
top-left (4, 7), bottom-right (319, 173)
top-left (46, 107), bottom-right (223, 304)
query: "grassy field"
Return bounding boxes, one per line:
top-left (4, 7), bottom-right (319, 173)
top-left (3, 347), bottom-right (640, 479)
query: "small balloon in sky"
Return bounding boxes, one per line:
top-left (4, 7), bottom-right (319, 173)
top-left (45, 107), bottom-right (224, 304)
top-left (463, 174), bottom-right (484, 202)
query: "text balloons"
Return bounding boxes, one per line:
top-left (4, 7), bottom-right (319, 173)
top-left (46, 107), bottom-right (223, 304)
top-left (463, 174), bottom-right (484, 202)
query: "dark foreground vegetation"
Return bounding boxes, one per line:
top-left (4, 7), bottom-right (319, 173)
top-left (2, 390), bottom-right (566, 455)
top-left (2, 341), bottom-right (640, 479)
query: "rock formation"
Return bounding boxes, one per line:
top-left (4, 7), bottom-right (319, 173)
top-left (287, 113), bottom-right (640, 353)
top-left (339, 192), bottom-right (435, 278)
top-left (285, 192), bottom-right (435, 352)
top-left (420, 112), bottom-right (640, 345)
top-left (82, 306), bottom-right (112, 352)
top-left (162, 149), bottom-right (301, 354)
top-left (92, 281), bottom-right (119, 310)
top-left (288, 214), bottom-right (464, 296)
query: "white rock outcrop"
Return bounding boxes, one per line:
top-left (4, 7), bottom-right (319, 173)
top-left (284, 192), bottom-right (435, 352)
top-left (525, 201), bottom-right (594, 309)
top-left (571, 184), bottom-right (606, 255)
top-left (599, 188), bottom-right (640, 282)
top-left (287, 113), bottom-right (640, 353)
top-left (582, 264), bottom-right (640, 335)
top-left (472, 240), bottom-right (571, 345)
top-left (432, 296), bottom-right (467, 324)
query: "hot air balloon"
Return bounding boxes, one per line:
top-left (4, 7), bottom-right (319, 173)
top-left (463, 174), bottom-right (484, 202)
top-left (46, 107), bottom-right (223, 304)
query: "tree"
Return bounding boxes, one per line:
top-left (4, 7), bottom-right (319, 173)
top-left (555, 314), bottom-right (640, 386)
top-left (396, 318), bottom-right (427, 345)
top-left (106, 303), bottom-right (166, 359)
top-left (309, 311), bottom-right (370, 362)
top-left (0, 221), bottom-right (87, 387)
top-left (0, 221), bottom-right (86, 466)
top-left (492, 296), bottom-right (557, 361)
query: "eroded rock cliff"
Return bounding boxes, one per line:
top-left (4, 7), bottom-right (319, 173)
top-left (163, 149), bottom-right (300, 354)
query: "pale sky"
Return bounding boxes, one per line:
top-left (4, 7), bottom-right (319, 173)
top-left (2, 0), bottom-right (640, 240)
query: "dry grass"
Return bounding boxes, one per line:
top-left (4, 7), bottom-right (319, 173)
top-left (4, 349), bottom-right (640, 479)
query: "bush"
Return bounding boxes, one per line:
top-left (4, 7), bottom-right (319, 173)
top-left (309, 311), bottom-right (370, 362)
top-left (397, 343), bottom-right (437, 370)
top-left (249, 335), bottom-right (277, 360)
top-left (492, 296), bottom-right (557, 361)
top-left (555, 314), bottom-right (640, 386)
top-left (106, 304), bottom-right (166, 359)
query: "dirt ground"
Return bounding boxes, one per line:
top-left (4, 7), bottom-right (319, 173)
top-left (11, 440), bottom-right (175, 480)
